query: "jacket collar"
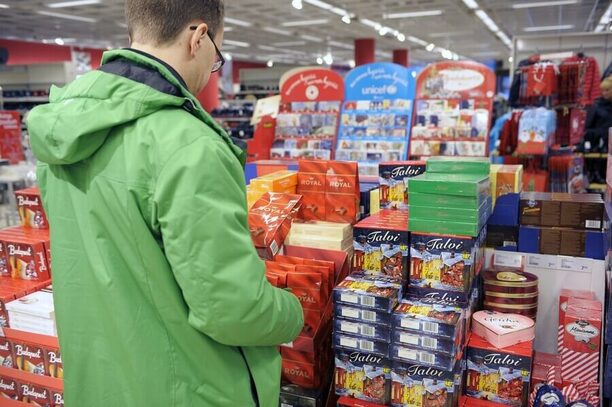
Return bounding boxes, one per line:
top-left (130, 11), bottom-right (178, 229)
top-left (100, 49), bottom-right (247, 166)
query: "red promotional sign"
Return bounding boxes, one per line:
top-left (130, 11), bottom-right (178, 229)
top-left (416, 60), bottom-right (496, 100)
top-left (0, 111), bottom-right (25, 164)
top-left (280, 69), bottom-right (345, 102)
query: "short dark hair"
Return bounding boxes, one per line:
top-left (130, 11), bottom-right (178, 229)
top-left (125, 0), bottom-right (224, 45)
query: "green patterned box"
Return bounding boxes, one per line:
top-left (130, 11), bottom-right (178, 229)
top-left (408, 173), bottom-right (491, 197)
top-left (426, 157), bottom-right (491, 176)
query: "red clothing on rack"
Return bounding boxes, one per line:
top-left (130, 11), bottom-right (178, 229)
top-left (563, 56), bottom-right (601, 105)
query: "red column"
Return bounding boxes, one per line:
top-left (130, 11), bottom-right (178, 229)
top-left (197, 72), bottom-right (220, 112)
top-left (354, 38), bottom-right (375, 66)
top-left (393, 49), bottom-right (410, 67)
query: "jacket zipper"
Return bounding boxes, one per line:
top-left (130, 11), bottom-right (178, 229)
top-left (238, 347), bottom-right (260, 407)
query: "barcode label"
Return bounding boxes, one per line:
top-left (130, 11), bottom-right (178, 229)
top-left (398, 348), bottom-right (418, 361)
top-left (503, 240), bottom-right (517, 247)
top-left (423, 321), bottom-right (439, 334)
top-left (586, 220), bottom-right (601, 229)
top-left (422, 337), bottom-right (438, 349)
top-left (341, 293), bottom-right (359, 304)
top-left (270, 240), bottom-right (279, 256)
top-left (341, 308), bottom-right (360, 319)
top-left (361, 296), bottom-right (375, 307)
top-left (419, 352), bottom-right (436, 365)
top-left (340, 337), bottom-right (358, 349)
top-left (360, 340), bottom-right (374, 352)
top-left (340, 321), bottom-right (359, 334)
top-left (362, 310), bottom-right (377, 322)
top-left (400, 333), bottom-right (419, 345)
top-left (401, 319), bottom-right (421, 330)
top-left (361, 325), bottom-right (376, 337)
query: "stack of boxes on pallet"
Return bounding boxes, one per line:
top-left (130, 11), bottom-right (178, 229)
top-left (0, 187), bottom-right (64, 405)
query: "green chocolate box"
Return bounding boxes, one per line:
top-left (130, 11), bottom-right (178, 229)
top-left (410, 197), bottom-right (492, 224)
top-left (409, 191), bottom-right (489, 210)
top-left (409, 206), bottom-right (490, 237)
top-left (408, 173), bottom-right (491, 198)
top-left (425, 157), bottom-right (491, 176)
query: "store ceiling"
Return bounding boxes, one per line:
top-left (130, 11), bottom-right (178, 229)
top-left (0, 0), bottom-right (609, 66)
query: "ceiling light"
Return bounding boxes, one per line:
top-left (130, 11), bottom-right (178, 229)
top-left (453, 54), bottom-right (459, 60)
top-left (342, 14), bottom-right (351, 24)
top-left (258, 45), bottom-right (277, 51)
top-left (54, 38), bottom-right (65, 45)
top-left (273, 41), bottom-right (307, 46)
top-left (426, 43), bottom-right (435, 52)
top-left (349, 60), bottom-right (356, 68)
top-left (316, 57), bottom-right (324, 64)
top-left (329, 41), bottom-right (353, 49)
top-left (397, 33), bottom-right (406, 42)
top-left (475, 10), bottom-right (499, 32)
top-left (300, 34), bottom-right (323, 42)
top-left (383, 10), bottom-right (443, 19)
top-left (508, 56), bottom-right (513, 63)
top-left (0, 4), bottom-right (9, 8)
top-left (267, 60), bottom-right (274, 67)
top-left (513, 0), bottom-right (579, 8)
top-left (360, 18), bottom-right (380, 28)
top-left (282, 19), bottom-right (328, 26)
top-left (323, 52), bottom-right (333, 65)
top-left (224, 17), bottom-right (252, 27)
top-left (462, 0), bottom-right (479, 9)
top-left (47, 0), bottom-right (100, 7)
top-left (37, 10), bottom-right (96, 22)
top-left (524, 24), bottom-right (574, 31)
top-left (263, 27), bottom-right (292, 36)
top-left (408, 35), bottom-right (429, 46)
top-left (224, 39), bottom-right (250, 47)
top-left (292, 0), bottom-right (303, 9)
top-left (224, 53), bottom-right (233, 61)
top-left (379, 27), bottom-right (389, 36)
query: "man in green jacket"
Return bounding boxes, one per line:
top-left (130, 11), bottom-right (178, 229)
top-left (26, 0), bottom-right (304, 405)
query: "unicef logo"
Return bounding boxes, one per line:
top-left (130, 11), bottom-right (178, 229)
top-left (386, 85), bottom-right (397, 95)
top-left (306, 85), bottom-right (319, 100)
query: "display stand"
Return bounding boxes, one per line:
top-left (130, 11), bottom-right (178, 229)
top-left (409, 61), bottom-right (495, 158)
top-left (335, 63), bottom-right (415, 176)
top-left (271, 68), bottom-right (344, 161)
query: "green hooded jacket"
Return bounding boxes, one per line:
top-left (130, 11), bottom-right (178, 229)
top-left (27, 49), bottom-right (304, 407)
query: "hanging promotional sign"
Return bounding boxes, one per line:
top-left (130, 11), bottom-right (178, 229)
top-left (336, 63), bottom-right (416, 176)
top-left (271, 68), bottom-right (344, 161)
top-left (0, 111), bottom-right (25, 164)
top-left (410, 61), bottom-right (496, 158)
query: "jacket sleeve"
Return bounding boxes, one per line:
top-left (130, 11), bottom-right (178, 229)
top-left (153, 136), bottom-right (304, 347)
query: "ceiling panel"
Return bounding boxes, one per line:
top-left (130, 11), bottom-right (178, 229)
top-left (0, 0), bottom-right (609, 66)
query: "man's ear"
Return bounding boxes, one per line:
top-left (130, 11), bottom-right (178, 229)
top-left (189, 23), bottom-right (209, 57)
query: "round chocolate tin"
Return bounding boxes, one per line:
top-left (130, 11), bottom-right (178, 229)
top-left (484, 302), bottom-right (538, 319)
top-left (483, 301), bottom-right (538, 310)
top-left (483, 270), bottom-right (539, 295)
top-left (484, 293), bottom-right (539, 306)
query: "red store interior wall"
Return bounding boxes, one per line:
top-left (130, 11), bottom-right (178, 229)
top-left (0, 39), bottom-right (104, 69)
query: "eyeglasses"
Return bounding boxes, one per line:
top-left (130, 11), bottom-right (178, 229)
top-left (189, 26), bottom-right (225, 72)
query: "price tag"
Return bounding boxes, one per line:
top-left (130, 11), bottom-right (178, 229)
top-left (493, 251), bottom-right (523, 269)
top-left (559, 257), bottom-right (591, 273)
top-left (527, 254), bottom-right (558, 269)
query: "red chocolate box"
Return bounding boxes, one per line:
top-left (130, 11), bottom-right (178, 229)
top-left (3, 237), bottom-right (50, 281)
top-left (0, 338), bottom-right (13, 368)
top-left (51, 390), bottom-right (64, 406)
top-left (45, 348), bottom-right (63, 379)
top-left (15, 188), bottom-right (49, 230)
top-left (20, 382), bottom-right (50, 405)
top-left (562, 297), bottom-right (602, 354)
top-left (14, 341), bottom-right (47, 376)
top-left (0, 375), bottom-right (20, 400)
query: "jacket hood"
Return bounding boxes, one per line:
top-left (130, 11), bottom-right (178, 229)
top-left (27, 49), bottom-right (242, 166)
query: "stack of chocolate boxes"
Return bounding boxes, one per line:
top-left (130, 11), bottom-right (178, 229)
top-left (517, 192), bottom-right (607, 260)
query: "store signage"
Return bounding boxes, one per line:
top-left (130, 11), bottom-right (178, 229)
top-left (344, 62), bottom-right (415, 101)
top-left (0, 111), bottom-right (25, 164)
top-left (280, 68), bottom-right (344, 102)
top-left (415, 60), bottom-right (495, 99)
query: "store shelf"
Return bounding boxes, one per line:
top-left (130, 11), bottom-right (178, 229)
top-left (274, 135), bottom-right (335, 141)
top-left (582, 152), bottom-right (607, 159)
top-left (212, 117), bottom-right (252, 122)
top-left (2, 97), bottom-right (49, 103)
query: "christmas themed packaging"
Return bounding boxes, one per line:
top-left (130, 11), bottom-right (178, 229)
top-left (390, 360), bottom-right (463, 407)
top-left (465, 334), bottom-right (533, 406)
top-left (378, 161), bottom-right (426, 210)
top-left (334, 304), bottom-right (393, 327)
top-left (353, 211), bottom-right (409, 283)
top-left (392, 298), bottom-right (463, 342)
top-left (334, 319), bottom-right (392, 343)
top-left (334, 350), bottom-right (391, 405)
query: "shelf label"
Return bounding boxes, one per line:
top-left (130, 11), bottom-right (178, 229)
top-left (493, 251), bottom-right (523, 269)
top-left (559, 257), bottom-right (591, 273)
